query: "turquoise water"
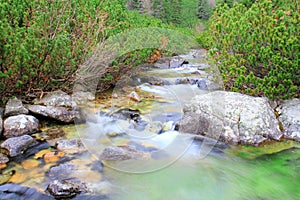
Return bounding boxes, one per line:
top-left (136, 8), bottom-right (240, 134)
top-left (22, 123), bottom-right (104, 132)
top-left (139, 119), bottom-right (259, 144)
top-left (103, 147), bottom-right (300, 200)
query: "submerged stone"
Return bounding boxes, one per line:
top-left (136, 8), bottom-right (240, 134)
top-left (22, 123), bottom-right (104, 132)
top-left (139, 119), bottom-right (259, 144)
top-left (56, 138), bottom-right (86, 154)
top-left (100, 145), bottom-right (146, 161)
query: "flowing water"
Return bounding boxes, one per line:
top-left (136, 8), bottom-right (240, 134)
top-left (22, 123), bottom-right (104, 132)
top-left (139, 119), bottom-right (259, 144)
top-left (1, 51), bottom-right (300, 199)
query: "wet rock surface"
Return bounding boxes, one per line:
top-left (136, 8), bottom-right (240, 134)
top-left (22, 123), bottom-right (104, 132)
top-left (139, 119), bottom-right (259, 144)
top-left (34, 91), bottom-right (76, 108)
top-left (28, 91), bottom-right (82, 123)
top-left (277, 98), bottom-right (300, 141)
top-left (56, 139), bottom-right (86, 154)
top-left (0, 153), bottom-right (9, 164)
top-left (1, 135), bottom-right (35, 157)
top-left (175, 78), bottom-right (208, 89)
top-left (3, 114), bottom-right (39, 138)
top-left (0, 184), bottom-right (53, 200)
top-left (47, 179), bottom-right (87, 199)
top-left (27, 105), bottom-right (80, 123)
top-left (47, 163), bottom-right (76, 180)
top-left (100, 145), bottom-right (146, 161)
top-left (4, 97), bottom-right (29, 117)
top-left (180, 91), bottom-right (282, 145)
top-left (13, 141), bottom-right (51, 162)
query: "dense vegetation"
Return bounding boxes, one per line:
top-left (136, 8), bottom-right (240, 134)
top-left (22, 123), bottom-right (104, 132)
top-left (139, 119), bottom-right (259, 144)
top-left (204, 0), bottom-right (299, 100)
top-left (0, 0), bottom-right (165, 104)
top-left (128, 0), bottom-right (201, 28)
top-left (1, 0), bottom-right (299, 104)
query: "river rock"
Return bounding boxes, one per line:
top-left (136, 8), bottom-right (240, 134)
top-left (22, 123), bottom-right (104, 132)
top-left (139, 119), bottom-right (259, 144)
top-left (169, 58), bottom-right (187, 68)
top-left (34, 91), bottom-right (76, 108)
top-left (153, 57), bottom-right (186, 69)
top-left (56, 139), bottom-right (86, 154)
top-left (47, 163), bottom-right (76, 180)
top-left (4, 97), bottom-right (28, 117)
top-left (179, 91), bottom-right (282, 145)
top-left (1, 135), bottom-right (35, 157)
top-left (3, 114), bottom-right (39, 138)
top-left (27, 105), bottom-right (80, 123)
top-left (100, 145), bottom-right (145, 161)
top-left (0, 184), bottom-right (53, 200)
top-left (47, 179), bottom-right (87, 199)
top-left (0, 153), bottom-right (9, 164)
top-left (277, 98), bottom-right (300, 141)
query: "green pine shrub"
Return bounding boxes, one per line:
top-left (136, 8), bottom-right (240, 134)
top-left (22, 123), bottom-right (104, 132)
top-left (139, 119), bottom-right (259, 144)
top-left (0, 0), bottom-right (167, 104)
top-left (0, 0), bottom-right (107, 103)
top-left (207, 0), bottom-right (299, 100)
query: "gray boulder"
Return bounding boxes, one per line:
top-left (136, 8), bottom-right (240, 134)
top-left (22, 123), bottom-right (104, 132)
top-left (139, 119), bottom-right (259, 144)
top-left (34, 91), bottom-right (76, 108)
top-left (56, 139), bottom-right (86, 154)
top-left (179, 91), bottom-right (282, 145)
top-left (27, 105), bottom-right (80, 123)
top-left (3, 114), bottom-right (39, 138)
top-left (4, 97), bottom-right (28, 117)
top-left (1, 135), bottom-right (35, 157)
top-left (277, 98), bottom-right (300, 141)
top-left (29, 91), bottom-right (82, 123)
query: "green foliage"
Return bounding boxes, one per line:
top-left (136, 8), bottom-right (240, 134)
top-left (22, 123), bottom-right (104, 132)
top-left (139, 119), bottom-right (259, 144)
top-left (197, 0), bottom-right (211, 21)
top-left (237, 0), bottom-right (256, 8)
top-left (196, 31), bottom-right (213, 49)
top-left (0, 0), bottom-right (107, 101)
top-left (152, 0), bottom-right (183, 25)
top-left (0, 0), bottom-right (167, 103)
top-left (207, 0), bottom-right (299, 100)
top-left (129, 0), bottom-right (201, 28)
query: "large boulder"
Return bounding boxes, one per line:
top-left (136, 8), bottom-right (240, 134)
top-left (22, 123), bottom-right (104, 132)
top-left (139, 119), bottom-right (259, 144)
top-left (27, 105), bottom-right (80, 123)
top-left (3, 114), bottom-right (39, 138)
top-left (4, 97), bottom-right (28, 117)
top-left (1, 135), bottom-right (35, 157)
top-left (179, 91), bottom-right (282, 145)
top-left (34, 91), bottom-right (76, 108)
top-left (29, 91), bottom-right (81, 123)
top-left (277, 98), bottom-right (300, 141)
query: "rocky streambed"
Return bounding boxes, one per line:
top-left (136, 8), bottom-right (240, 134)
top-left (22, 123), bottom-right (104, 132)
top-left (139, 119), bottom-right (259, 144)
top-left (0, 49), bottom-right (300, 199)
